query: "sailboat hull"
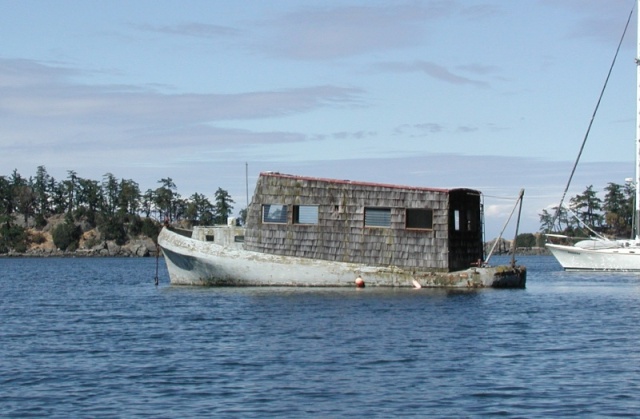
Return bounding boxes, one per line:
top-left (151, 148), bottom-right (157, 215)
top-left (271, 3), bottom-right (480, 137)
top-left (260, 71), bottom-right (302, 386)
top-left (546, 243), bottom-right (640, 271)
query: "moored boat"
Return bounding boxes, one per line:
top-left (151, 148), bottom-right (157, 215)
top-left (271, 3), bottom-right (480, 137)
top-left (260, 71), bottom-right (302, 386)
top-left (546, 0), bottom-right (640, 271)
top-left (158, 172), bottom-right (525, 288)
top-left (546, 237), bottom-right (640, 271)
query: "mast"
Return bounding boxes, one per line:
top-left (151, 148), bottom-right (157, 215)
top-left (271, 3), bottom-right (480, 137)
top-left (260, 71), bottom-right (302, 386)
top-left (636, 0), bottom-right (640, 239)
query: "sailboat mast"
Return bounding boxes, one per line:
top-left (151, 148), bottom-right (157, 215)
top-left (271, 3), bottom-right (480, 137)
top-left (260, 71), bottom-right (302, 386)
top-left (636, 0), bottom-right (640, 239)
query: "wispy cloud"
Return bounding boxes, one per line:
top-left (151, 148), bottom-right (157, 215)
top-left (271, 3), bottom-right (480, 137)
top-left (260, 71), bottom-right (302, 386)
top-left (375, 60), bottom-right (490, 87)
top-left (541, 0), bottom-right (634, 45)
top-left (0, 58), bottom-right (364, 151)
top-left (456, 125), bottom-right (478, 133)
top-left (256, 2), bottom-right (453, 60)
top-left (135, 22), bottom-right (241, 38)
top-left (0, 58), bottom-right (79, 87)
top-left (394, 123), bottom-right (443, 136)
top-left (0, 57), bottom-right (373, 185)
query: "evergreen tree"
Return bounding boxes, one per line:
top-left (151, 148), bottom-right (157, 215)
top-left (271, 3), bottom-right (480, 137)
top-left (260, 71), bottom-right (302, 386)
top-left (52, 220), bottom-right (82, 251)
top-left (541, 205), bottom-right (574, 233)
top-left (214, 187), bottom-right (234, 224)
top-left (118, 179), bottom-right (141, 215)
top-left (76, 177), bottom-right (103, 225)
top-left (49, 177), bottom-right (67, 215)
top-left (569, 185), bottom-right (603, 229)
top-left (539, 208), bottom-right (554, 233)
top-left (141, 189), bottom-right (154, 219)
top-left (14, 182), bottom-right (35, 224)
top-left (515, 233), bottom-right (537, 247)
top-left (0, 176), bottom-right (14, 228)
top-left (185, 192), bottom-right (215, 226)
top-left (238, 208), bottom-right (247, 226)
top-left (603, 182), bottom-right (630, 237)
top-left (102, 173), bottom-right (120, 216)
top-left (63, 170), bottom-right (78, 214)
top-left (155, 177), bottom-right (176, 221)
top-left (623, 181), bottom-right (636, 236)
top-left (33, 165), bottom-right (51, 217)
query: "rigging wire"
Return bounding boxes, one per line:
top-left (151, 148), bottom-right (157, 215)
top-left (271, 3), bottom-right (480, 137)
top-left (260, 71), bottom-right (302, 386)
top-left (564, 205), bottom-right (608, 241)
top-left (483, 194), bottom-right (523, 200)
top-left (550, 4), bottom-right (635, 231)
top-left (485, 189), bottom-right (524, 264)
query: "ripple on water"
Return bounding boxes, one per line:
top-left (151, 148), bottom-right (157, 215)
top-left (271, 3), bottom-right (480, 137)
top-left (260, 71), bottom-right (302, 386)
top-left (1, 256), bottom-right (640, 417)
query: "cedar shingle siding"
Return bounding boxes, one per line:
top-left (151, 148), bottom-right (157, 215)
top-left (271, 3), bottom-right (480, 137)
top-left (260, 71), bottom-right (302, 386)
top-left (243, 173), bottom-right (483, 272)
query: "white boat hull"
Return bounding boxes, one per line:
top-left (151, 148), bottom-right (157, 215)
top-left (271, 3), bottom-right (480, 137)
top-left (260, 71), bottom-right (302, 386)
top-left (546, 243), bottom-right (640, 271)
top-left (158, 228), bottom-right (525, 288)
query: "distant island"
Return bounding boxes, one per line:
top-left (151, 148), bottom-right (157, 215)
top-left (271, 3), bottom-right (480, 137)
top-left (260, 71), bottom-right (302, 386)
top-left (0, 166), bottom-right (236, 256)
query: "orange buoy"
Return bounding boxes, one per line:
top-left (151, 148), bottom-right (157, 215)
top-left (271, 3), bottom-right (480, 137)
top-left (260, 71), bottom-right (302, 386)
top-left (355, 275), bottom-right (365, 288)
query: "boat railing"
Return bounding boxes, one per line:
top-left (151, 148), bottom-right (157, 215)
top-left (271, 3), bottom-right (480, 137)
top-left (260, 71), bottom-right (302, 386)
top-left (167, 226), bottom-right (193, 238)
top-left (545, 233), bottom-right (631, 249)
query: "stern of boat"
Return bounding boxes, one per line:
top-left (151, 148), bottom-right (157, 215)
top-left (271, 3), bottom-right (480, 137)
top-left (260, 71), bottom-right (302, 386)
top-left (489, 264), bottom-right (527, 288)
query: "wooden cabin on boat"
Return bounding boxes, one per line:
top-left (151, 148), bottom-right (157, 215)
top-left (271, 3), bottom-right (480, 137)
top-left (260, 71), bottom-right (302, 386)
top-left (242, 172), bottom-right (484, 272)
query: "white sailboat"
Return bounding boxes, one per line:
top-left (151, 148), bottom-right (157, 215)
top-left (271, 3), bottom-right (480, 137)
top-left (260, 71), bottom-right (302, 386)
top-left (546, 0), bottom-right (640, 271)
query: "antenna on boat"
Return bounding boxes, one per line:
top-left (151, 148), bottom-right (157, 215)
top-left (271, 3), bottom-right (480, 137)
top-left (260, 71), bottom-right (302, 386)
top-left (246, 162), bottom-right (249, 212)
top-left (635, 0), bottom-right (640, 240)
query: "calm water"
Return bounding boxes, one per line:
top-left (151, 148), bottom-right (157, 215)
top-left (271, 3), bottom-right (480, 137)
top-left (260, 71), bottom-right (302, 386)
top-left (1, 255), bottom-right (639, 418)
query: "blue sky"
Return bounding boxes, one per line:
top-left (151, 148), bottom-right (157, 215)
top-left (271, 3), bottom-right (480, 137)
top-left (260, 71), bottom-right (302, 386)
top-left (0, 0), bottom-right (636, 238)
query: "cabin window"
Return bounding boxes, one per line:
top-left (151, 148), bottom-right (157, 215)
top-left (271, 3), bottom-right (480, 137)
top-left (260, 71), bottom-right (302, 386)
top-left (262, 204), bottom-right (288, 224)
top-left (364, 207), bottom-right (391, 228)
top-left (454, 210), bottom-right (460, 231)
top-left (293, 205), bottom-right (318, 225)
top-left (405, 208), bottom-right (433, 230)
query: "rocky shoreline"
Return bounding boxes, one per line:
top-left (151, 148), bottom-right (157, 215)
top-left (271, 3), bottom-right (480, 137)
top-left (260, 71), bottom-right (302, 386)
top-left (1, 213), bottom-right (161, 258)
top-left (0, 237), bottom-right (159, 258)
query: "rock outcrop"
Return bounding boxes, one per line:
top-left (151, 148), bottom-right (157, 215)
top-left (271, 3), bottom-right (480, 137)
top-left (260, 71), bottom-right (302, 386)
top-left (16, 234), bottom-right (159, 257)
top-left (4, 215), bottom-right (160, 257)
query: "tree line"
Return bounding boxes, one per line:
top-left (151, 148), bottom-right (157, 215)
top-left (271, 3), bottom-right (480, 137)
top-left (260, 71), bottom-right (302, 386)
top-left (0, 166), bottom-right (236, 253)
top-left (539, 182), bottom-right (635, 238)
top-left (7, 167), bottom-right (630, 253)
